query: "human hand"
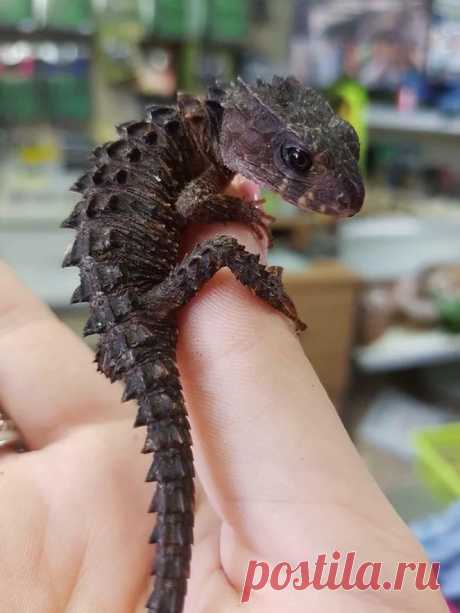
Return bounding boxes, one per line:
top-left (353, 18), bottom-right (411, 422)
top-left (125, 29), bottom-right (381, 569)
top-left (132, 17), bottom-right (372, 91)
top-left (0, 201), bottom-right (448, 612)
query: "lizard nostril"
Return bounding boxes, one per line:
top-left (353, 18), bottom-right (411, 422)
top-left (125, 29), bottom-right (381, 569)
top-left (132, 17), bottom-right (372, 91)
top-left (337, 192), bottom-right (350, 207)
top-left (339, 176), bottom-right (364, 210)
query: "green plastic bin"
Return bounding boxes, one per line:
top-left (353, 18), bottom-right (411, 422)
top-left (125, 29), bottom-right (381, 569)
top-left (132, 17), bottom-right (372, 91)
top-left (0, 76), bottom-right (43, 123)
top-left (141, 0), bottom-right (206, 39)
top-left (45, 0), bottom-right (93, 29)
top-left (0, 0), bottom-right (33, 25)
top-left (413, 423), bottom-right (460, 504)
top-left (47, 74), bottom-right (91, 122)
top-left (208, 0), bottom-right (248, 41)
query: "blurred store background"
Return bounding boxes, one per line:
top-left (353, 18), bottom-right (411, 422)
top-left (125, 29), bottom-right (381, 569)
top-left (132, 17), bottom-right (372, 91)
top-left (1, 0), bottom-right (460, 604)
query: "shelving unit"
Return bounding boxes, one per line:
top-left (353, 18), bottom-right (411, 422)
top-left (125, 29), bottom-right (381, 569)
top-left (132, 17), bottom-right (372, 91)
top-left (359, 105), bottom-right (460, 375)
top-left (368, 104), bottom-right (460, 137)
top-left (355, 326), bottom-right (460, 374)
top-left (0, 24), bottom-right (94, 42)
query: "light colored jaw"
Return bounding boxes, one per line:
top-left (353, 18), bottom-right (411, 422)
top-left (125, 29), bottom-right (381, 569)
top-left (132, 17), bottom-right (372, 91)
top-left (295, 193), bottom-right (355, 217)
top-left (279, 178), bottom-right (290, 194)
top-left (297, 192), bottom-right (315, 208)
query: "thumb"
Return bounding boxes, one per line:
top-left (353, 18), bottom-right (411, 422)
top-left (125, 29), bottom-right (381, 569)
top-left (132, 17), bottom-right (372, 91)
top-left (177, 221), bottom-right (418, 553)
top-left (176, 188), bottom-right (444, 613)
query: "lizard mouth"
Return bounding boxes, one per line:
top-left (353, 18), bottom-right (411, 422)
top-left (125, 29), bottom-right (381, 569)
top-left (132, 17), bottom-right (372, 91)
top-left (304, 203), bottom-right (357, 217)
top-left (294, 196), bottom-right (362, 218)
top-left (231, 176), bottom-right (363, 219)
top-left (298, 192), bottom-right (364, 218)
top-left (293, 174), bottom-right (365, 217)
top-left (336, 206), bottom-right (360, 218)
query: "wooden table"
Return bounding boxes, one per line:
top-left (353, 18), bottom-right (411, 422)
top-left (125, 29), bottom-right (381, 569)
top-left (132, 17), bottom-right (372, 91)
top-left (284, 261), bottom-right (361, 411)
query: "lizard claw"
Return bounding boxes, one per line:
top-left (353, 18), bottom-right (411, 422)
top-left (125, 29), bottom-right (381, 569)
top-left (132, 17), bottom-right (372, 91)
top-left (265, 265), bottom-right (307, 333)
top-left (246, 198), bottom-right (275, 247)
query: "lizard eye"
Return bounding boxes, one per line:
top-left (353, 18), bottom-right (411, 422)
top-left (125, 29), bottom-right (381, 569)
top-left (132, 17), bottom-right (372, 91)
top-left (281, 145), bottom-right (312, 173)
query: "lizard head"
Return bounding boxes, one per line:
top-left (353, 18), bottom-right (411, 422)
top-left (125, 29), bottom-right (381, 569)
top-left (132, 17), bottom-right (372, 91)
top-left (220, 76), bottom-right (364, 217)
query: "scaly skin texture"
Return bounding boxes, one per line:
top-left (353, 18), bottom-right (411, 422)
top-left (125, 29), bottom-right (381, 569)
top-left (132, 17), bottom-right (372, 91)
top-left (62, 76), bottom-right (364, 613)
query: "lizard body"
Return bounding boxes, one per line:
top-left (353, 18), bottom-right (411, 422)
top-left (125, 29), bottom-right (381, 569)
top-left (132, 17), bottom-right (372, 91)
top-left (62, 75), bottom-right (364, 613)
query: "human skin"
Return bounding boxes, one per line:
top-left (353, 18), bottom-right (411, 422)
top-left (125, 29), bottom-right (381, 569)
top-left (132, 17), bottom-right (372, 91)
top-left (0, 183), bottom-right (448, 613)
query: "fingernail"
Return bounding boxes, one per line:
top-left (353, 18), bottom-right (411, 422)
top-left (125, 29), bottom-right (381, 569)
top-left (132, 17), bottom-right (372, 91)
top-left (232, 175), bottom-right (260, 201)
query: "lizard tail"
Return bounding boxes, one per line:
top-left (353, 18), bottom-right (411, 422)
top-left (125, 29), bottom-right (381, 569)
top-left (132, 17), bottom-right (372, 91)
top-left (142, 373), bottom-right (194, 613)
top-left (61, 114), bottom-right (195, 613)
top-left (75, 255), bottom-right (195, 613)
top-left (111, 326), bottom-right (194, 613)
top-left (74, 258), bottom-right (194, 613)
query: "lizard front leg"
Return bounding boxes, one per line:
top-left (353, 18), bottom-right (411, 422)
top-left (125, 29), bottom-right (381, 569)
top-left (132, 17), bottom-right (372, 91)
top-left (141, 235), bottom-right (306, 332)
top-left (176, 168), bottom-right (274, 243)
